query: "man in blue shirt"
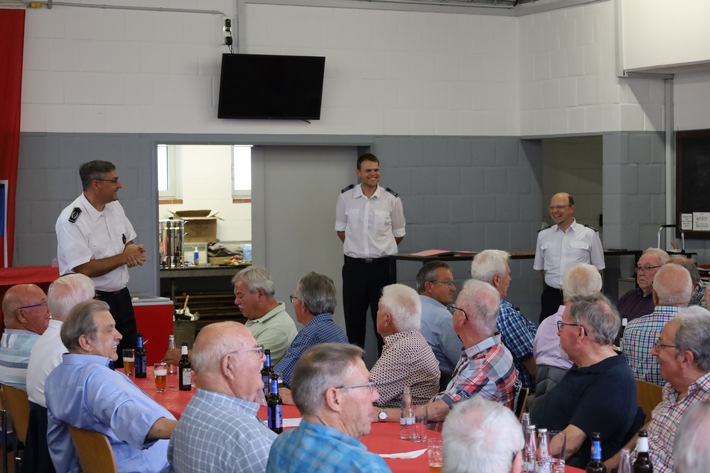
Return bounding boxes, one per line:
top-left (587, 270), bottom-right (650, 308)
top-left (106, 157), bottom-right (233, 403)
top-left (266, 343), bottom-right (391, 473)
top-left (45, 299), bottom-right (176, 473)
top-left (274, 272), bottom-right (348, 388)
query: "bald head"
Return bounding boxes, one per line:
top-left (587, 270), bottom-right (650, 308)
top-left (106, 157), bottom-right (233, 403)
top-left (653, 263), bottom-right (692, 307)
top-left (2, 284), bottom-right (49, 334)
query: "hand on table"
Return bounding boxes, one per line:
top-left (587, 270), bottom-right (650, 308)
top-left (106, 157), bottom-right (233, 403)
top-left (280, 387), bottom-right (295, 405)
top-left (162, 348), bottom-right (182, 366)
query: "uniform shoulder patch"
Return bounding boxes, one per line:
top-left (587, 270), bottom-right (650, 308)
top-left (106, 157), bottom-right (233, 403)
top-left (582, 223), bottom-right (599, 232)
top-left (385, 187), bottom-right (399, 197)
top-left (68, 207), bottom-right (82, 223)
top-left (537, 224), bottom-right (550, 233)
top-left (341, 184), bottom-right (355, 193)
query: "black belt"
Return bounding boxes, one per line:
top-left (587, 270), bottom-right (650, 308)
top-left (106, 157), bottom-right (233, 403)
top-left (96, 288), bottom-right (127, 297)
top-left (544, 283), bottom-right (563, 293)
top-left (345, 255), bottom-right (390, 264)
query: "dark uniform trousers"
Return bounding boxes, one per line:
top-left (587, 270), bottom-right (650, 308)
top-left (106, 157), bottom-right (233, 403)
top-left (540, 283), bottom-right (563, 324)
top-left (95, 287), bottom-right (137, 368)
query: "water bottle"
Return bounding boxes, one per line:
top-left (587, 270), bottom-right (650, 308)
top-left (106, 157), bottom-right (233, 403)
top-left (193, 247), bottom-right (199, 266)
top-left (536, 428), bottom-right (552, 473)
top-left (167, 335), bottom-right (177, 375)
top-left (523, 425), bottom-right (537, 473)
top-left (399, 386), bottom-right (415, 440)
top-left (618, 449), bottom-right (633, 473)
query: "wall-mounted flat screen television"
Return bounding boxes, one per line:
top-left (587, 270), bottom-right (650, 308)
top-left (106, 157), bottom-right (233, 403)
top-left (217, 53), bottom-right (326, 120)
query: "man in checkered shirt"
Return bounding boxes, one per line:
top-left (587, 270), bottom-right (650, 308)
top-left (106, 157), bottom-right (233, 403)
top-left (605, 306), bottom-right (710, 473)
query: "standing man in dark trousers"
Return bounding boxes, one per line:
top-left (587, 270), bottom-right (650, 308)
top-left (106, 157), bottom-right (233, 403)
top-left (335, 153), bottom-right (405, 353)
top-left (534, 192), bottom-right (604, 323)
top-left (55, 160), bottom-right (145, 367)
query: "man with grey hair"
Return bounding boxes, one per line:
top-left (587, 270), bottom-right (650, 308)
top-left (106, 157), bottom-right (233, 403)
top-left (232, 265), bottom-right (297, 364)
top-left (169, 322), bottom-right (277, 473)
top-left (274, 272), bottom-right (348, 388)
top-left (622, 262), bottom-right (692, 385)
top-left (370, 283), bottom-right (439, 407)
top-left (471, 249), bottom-right (537, 390)
top-left (617, 247), bottom-right (670, 322)
top-left (45, 299), bottom-right (176, 473)
top-left (605, 306), bottom-right (710, 473)
top-left (674, 401), bottom-right (710, 473)
top-left (668, 255), bottom-right (707, 308)
top-left (416, 261), bottom-right (461, 390)
top-left (375, 279), bottom-right (517, 424)
top-left (442, 396), bottom-right (524, 473)
top-left (266, 343), bottom-right (390, 473)
top-left (531, 294), bottom-right (638, 468)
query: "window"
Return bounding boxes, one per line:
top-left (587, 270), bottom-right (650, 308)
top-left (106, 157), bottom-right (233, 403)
top-left (157, 144), bottom-right (180, 202)
top-left (232, 145), bottom-right (252, 202)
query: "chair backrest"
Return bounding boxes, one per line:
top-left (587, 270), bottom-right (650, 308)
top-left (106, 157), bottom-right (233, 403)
top-left (68, 426), bottom-right (118, 473)
top-left (636, 379), bottom-right (663, 421)
top-left (1, 384), bottom-right (30, 443)
top-left (514, 387), bottom-right (530, 421)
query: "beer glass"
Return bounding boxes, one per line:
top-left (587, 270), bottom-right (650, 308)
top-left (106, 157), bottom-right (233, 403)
top-left (154, 362), bottom-right (168, 392)
top-left (427, 438), bottom-right (443, 473)
top-left (123, 349), bottom-right (135, 377)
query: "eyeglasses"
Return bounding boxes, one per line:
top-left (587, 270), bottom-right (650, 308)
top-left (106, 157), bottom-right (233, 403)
top-left (431, 280), bottom-right (455, 288)
top-left (335, 381), bottom-right (376, 395)
top-left (557, 320), bottom-right (584, 332)
top-left (224, 345), bottom-right (265, 358)
top-left (635, 265), bottom-right (661, 274)
top-left (549, 205), bottom-right (570, 211)
top-left (94, 178), bottom-right (119, 184)
top-left (653, 338), bottom-right (677, 351)
top-left (17, 301), bottom-right (47, 311)
top-left (451, 305), bottom-right (468, 320)
top-left (289, 294), bottom-right (300, 304)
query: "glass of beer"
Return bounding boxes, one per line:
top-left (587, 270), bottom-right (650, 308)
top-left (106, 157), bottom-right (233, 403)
top-left (427, 438), bottom-right (442, 473)
top-left (123, 349), bottom-right (135, 377)
top-left (154, 362), bottom-right (168, 393)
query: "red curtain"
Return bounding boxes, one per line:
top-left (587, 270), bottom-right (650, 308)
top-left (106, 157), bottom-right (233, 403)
top-left (0, 9), bottom-right (25, 268)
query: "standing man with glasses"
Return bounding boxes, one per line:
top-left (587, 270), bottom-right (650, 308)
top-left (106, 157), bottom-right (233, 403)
top-left (335, 153), bottom-right (406, 353)
top-left (55, 160), bottom-right (145, 367)
top-left (617, 247), bottom-right (670, 322)
top-left (266, 343), bottom-right (390, 473)
top-left (0, 283), bottom-right (50, 390)
top-left (169, 321), bottom-right (277, 473)
top-left (534, 192), bottom-right (605, 323)
top-left (622, 262), bottom-right (692, 386)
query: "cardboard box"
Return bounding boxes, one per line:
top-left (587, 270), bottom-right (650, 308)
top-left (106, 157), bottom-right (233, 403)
top-left (170, 210), bottom-right (220, 243)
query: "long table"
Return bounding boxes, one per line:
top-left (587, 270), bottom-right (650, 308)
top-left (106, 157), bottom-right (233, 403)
top-left (130, 367), bottom-right (584, 473)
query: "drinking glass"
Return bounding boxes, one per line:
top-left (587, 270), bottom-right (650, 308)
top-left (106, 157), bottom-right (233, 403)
top-left (549, 430), bottom-right (566, 473)
top-left (123, 349), bottom-right (135, 377)
top-left (154, 362), bottom-right (168, 392)
top-left (427, 438), bottom-right (443, 473)
top-left (412, 405), bottom-right (428, 442)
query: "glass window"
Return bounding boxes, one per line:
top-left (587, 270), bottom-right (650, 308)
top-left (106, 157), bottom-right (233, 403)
top-left (233, 145), bottom-right (252, 199)
top-left (157, 144), bottom-right (178, 199)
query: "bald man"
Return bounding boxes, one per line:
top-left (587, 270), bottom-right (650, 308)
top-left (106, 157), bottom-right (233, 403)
top-left (0, 284), bottom-right (50, 389)
top-left (168, 322), bottom-right (276, 473)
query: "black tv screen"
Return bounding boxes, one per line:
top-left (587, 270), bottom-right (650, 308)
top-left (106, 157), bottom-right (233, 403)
top-left (218, 53), bottom-right (326, 120)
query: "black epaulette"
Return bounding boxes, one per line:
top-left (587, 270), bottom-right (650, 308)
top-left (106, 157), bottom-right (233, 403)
top-left (538, 224), bottom-right (550, 233)
top-left (341, 184), bottom-right (354, 193)
top-left (385, 187), bottom-right (399, 197)
top-left (582, 223), bottom-right (599, 232)
top-left (68, 207), bottom-right (82, 223)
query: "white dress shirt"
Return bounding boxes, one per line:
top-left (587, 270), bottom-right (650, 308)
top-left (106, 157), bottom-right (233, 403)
top-left (27, 319), bottom-right (66, 407)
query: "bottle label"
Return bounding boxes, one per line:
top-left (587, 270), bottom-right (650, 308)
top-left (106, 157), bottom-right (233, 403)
top-left (636, 436), bottom-right (649, 452)
top-left (590, 440), bottom-right (602, 461)
top-left (268, 404), bottom-right (282, 429)
top-left (182, 368), bottom-right (192, 386)
top-left (136, 356), bottom-right (147, 376)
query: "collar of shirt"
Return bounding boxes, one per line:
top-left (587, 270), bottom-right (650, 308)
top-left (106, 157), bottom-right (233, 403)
top-left (570, 352), bottom-right (625, 375)
top-left (62, 352), bottom-right (112, 367)
top-left (299, 419), bottom-right (366, 450)
top-left (420, 295), bottom-right (449, 311)
top-left (553, 218), bottom-right (579, 233)
top-left (383, 330), bottom-right (418, 347)
top-left (194, 388), bottom-right (261, 416)
top-left (251, 302), bottom-right (287, 325)
top-left (463, 334), bottom-right (501, 358)
top-left (353, 184), bottom-right (382, 200)
top-left (79, 192), bottom-right (104, 221)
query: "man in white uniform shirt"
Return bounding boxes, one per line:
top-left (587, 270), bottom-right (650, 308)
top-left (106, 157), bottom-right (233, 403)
top-left (55, 160), bottom-right (145, 367)
top-left (335, 153), bottom-right (405, 351)
top-left (534, 192), bottom-right (604, 323)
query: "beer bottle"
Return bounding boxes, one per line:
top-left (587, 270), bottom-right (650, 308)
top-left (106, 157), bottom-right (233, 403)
top-left (178, 342), bottom-right (192, 391)
top-left (586, 432), bottom-right (605, 473)
top-left (261, 349), bottom-right (272, 396)
top-left (167, 335), bottom-right (177, 375)
top-left (135, 332), bottom-right (147, 378)
top-left (633, 430), bottom-right (653, 472)
top-left (267, 372), bottom-right (283, 434)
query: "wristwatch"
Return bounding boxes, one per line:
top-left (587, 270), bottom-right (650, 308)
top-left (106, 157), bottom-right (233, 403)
top-left (378, 408), bottom-right (388, 422)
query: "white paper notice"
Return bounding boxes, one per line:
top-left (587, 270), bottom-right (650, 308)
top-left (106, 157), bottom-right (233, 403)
top-left (681, 214), bottom-right (693, 231)
top-left (693, 212), bottom-right (710, 231)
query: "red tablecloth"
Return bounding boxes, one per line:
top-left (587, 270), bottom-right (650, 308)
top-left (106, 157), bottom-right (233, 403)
top-left (131, 369), bottom-right (585, 473)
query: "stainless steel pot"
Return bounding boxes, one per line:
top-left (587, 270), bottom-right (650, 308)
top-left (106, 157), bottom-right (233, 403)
top-left (159, 218), bottom-right (184, 268)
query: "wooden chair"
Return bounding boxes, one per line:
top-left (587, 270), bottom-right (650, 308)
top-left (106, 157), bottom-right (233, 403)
top-left (636, 379), bottom-right (663, 421)
top-left (68, 426), bottom-right (118, 473)
top-left (514, 386), bottom-right (530, 421)
top-left (1, 384), bottom-right (30, 473)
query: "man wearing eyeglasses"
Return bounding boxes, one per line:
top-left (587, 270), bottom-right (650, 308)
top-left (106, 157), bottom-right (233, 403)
top-left (0, 283), bottom-right (50, 390)
top-left (622, 262), bottom-right (692, 386)
top-left (605, 306), bottom-right (710, 473)
top-left (55, 160), bottom-right (145, 368)
top-left (534, 192), bottom-right (605, 323)
top-left (617, 247), bottom-right (669, 322)
top-left (266, 343), bottom-right (390, 473)
top-left (169, 321), bottom-right (277, 473)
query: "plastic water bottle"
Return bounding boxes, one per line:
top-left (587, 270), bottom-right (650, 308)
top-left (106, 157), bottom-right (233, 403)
top-left (400, 386), bottom-right (415, 440)
top-left (193, 247), bottom-right (199, 266)
top-left (243, 243), bottom-right (252, 262)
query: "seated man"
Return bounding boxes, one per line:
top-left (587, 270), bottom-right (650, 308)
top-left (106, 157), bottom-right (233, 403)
top-left (45, 300), bottom-right (176, 473)
top-left (0, 283), bottom-right (50, 389)
top-left (370, 284), bottom-right (440, 407)
top-left (622, 263), bottom-right (691, 385)
top-left (266, 343), bottom-right (390, 473)
top-left (169, 322), bottom-right (277, 473)
top-left (531, 294), bottom-right (638, 469)
top-left (274, 272), bottom-right (348, 388)
top-left (233, 266), bottom-right (298, 364)
top-left (416, 261), bottom-right (462, 390)
top-left (617, 247), bottom-right (668, 322)
top-left (668, 255), bottom-right (707, 308)
top-left (471, 249), bottom-right (537, 390)
top-left (442, 396), bottom-right (524, 473)
top-left (674, 400), bottom-right (710, 473)
top-left (376, 280), bottom-right (517, 424)
top-left (605, 306), bottom-right (710, 473)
